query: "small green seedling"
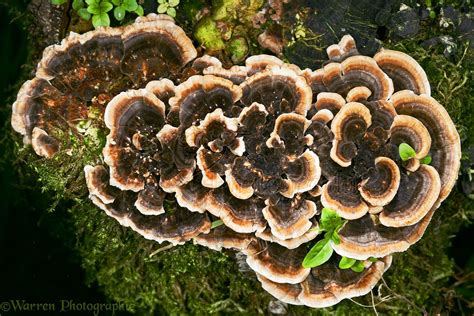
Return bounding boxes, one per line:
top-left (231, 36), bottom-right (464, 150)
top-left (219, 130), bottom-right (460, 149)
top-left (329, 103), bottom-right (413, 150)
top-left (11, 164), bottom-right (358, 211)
top-left (302, 208), bottom-right (347, 268)
top-left (399, 142), bottom-right (431, 164)
top-left (399, 143), bottom-right (417, 161)
top-left (338, 256), bottom-right (356, 269)
top-left (350, 260), bottom-right (365, 272)
top-left (157, 0), bottom-right (179, 18)
top-left (52, 0), bottom-right (143, 28)
top-left (420, 155), bottom-right (432, 165)
top-left (111, 0), bottom-right (144, 21)
top-left (338, 256), bottom-right (378, 273)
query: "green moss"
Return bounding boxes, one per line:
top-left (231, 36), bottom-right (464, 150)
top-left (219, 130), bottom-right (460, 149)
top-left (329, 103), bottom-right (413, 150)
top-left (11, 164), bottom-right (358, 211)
top-left (193, 0), bottom-right (264, 62)
top-left (212, 0), bottom-right (239, 21)
top-left (194, 16), bottom-right (226, 51)
top-left (212, 0), bottom-right (264, 23)
top-left (226, 37), bottom-right (249, 63)
top-left (71, 201), bottom-right (271, 314)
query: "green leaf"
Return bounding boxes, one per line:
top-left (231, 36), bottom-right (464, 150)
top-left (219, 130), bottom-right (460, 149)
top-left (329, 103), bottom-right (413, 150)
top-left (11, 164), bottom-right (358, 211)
top-left (92, 12), bottom-right (110, 28)
top-left (87, 4), bottom-right (101, 14)
top-left (51, 0), bottom-right (68, 5)
top-left (114, 6), bottom-right (126, 20)
top-left (111, 0), bottom-right (122, 5)
top-left (166, 7), bottom-right (176, 17)
top-left (85, 0), bottom-right (100, 4)
top-left (399, 143), bottom-right (416, 161)
top-left (368, 257), bottom-right (378, 262)
top-left (168, 0), bottom-right (179, 7)
top-left (157, 3), bottom-right (168, 13)
top-left (157, 0), bottom-right (166, 4)
top-left (320, 207), bottom-right (342, 231)
top-left (101, 1), bottom-right (114, 12)
top-left (331, 229), bottom-right (341, 244)
top-left (134, 5), bottom-right (144, 15)
top-left (78, 8), bottom-right (92, 20)
top-left (72, 0), bottom-right (85, 10)
top-left (302, 237), bottom-right (333, 268)
top-left (122, 0), bottom-right (138, 11)
top-left (339, 256), bottom-right (356, 269)
top-left (351, 261), bottom-right (365, 273)
top-left (211, 219), bottom-right (224, 229)
top-left (420, 155), bottom-right (432, 165)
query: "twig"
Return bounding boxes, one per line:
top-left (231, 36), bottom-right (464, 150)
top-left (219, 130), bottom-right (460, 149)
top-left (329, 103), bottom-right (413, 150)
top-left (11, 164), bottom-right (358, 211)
top-left (149, 243), bottom-right (175, 257)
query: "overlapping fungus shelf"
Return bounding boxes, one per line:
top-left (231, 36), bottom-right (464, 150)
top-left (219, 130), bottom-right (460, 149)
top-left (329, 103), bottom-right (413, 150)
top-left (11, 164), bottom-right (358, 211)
top-left (12, 15), bottom-right (461, 308)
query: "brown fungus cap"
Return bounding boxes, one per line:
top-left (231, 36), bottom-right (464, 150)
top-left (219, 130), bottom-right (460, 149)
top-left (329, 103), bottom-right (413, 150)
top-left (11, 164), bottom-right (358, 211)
top-left (168, 75), bottom-right (242, 128)
top-left (174, 175), bottom-right (210, 213)
top-left (321, 177), bottom-right (369, 220)
top-left (333, 208), bottom-right (436, 260)
top-left (155, 124), bottom-right (196, 193)
top-left (15, 29), bottom-right (463, 309)
top-left (322, 56), bottom-right (393, 101)
top-left (36, 28), bottom-right (126, 100)
top-left (255, 254), bottom-right (391, 307)
top-left (13, 14), bottom-right (197, 157)
top-left (330, 102), bottom-right (372, 167)
top-left (346, 86), bottom-right (373, 103)
top-left (85, 164), bottom-right (211, 244)
top-left (314, 92), bottom-right (345, 115)
top-left (379, 164), bottom-right (441, 227)
top-left (262, 195), bottom-right (317, 240)
top-left (256, 274), bottom-right (304, 305)
top-left (103, 89), bottom-right (166, 192)
top-left (250, 246), bottom-right (392, 307)
top-left (358, 157), bottom-right (401, 207)
top-left (390, 115), bottom-right (432, 160)
top-left (203, 65), bottom-right (249, 85)
top-left (326, 35), bottom-right (359, 63)
top-left (374, 49), bottom-right (431, 95)
top-left (193, 225), bottom-right (255, 251)
top-left (84, 165), bottom-right (118, 204)
top-left (391, 91), bottom-right (461, 202)
top-left (245, 241), bottom-right (311, 284)
top-left (120, 14), bottom-right (197, 85)
top-left (206, 186), bottom-right (267, 233)
top-left (298, 256), bottom-right (392, 308)
top-left (31, 127), bottom-right (61, 159)
top-left (11, 78), bottom-right (87, 157)
top-left (240, 66), bottom-right (312, 116)
top-left (255, 221), bottom-right (319, 249)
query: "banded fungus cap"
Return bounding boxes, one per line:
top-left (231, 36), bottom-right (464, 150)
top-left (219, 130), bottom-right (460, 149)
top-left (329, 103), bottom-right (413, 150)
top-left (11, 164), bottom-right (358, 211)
top-left (103, 88), bottom-right (166, 192)
top-left (193, 225), bottom-right (255, 251)
top-left (120, 14), bottom-right (197, 85)
top-left (12, 14), bottom-right (197, 158)
top-left (332, 208), bottom-right (436, 260)
top-left (85, 164), bottom-right (211, 244)
top-left (245, 241), bottom-right (311, 284)
top-left (391, 90), bottom-right (461, 203)
top-left (374, 49), bottom-right (431, 95)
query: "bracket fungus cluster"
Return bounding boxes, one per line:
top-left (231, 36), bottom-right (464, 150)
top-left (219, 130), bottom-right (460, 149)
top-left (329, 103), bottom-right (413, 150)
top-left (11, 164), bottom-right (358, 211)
top-left (12, 15), bottom-right (461, 308)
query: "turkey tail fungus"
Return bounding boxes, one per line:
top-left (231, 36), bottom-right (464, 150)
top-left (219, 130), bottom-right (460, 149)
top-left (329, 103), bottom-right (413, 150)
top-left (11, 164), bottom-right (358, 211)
top-left (12, 17), bottom-right (461, 308)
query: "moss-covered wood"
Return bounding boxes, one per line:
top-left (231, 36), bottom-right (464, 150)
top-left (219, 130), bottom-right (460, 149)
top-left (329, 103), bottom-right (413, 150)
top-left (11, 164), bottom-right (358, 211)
top-left (1, 0), bottom-right (473, 314)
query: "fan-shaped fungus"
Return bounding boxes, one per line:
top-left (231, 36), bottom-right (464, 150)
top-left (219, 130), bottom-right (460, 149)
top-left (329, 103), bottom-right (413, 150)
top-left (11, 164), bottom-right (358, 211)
top-left (12, 19), bottom-right (461, 308)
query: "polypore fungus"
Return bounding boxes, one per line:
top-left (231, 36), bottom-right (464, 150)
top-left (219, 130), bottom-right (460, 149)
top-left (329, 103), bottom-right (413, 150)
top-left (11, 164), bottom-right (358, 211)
top-left (12, 15), bottom-right (461, 308)
top-left (12, 14), bottom-right (197, 158)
